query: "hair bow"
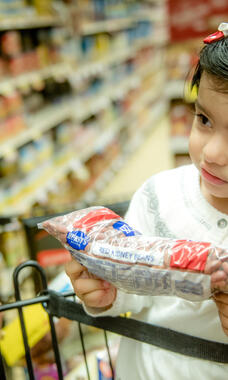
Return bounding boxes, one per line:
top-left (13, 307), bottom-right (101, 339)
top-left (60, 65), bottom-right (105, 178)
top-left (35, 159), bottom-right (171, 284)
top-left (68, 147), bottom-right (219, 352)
top-left (204, 22), bottom-right (228, 44)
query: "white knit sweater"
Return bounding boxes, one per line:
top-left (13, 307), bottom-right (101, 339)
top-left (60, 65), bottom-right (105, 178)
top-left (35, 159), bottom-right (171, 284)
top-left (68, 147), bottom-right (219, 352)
top-left (84, 164), bottom-right (228, 380)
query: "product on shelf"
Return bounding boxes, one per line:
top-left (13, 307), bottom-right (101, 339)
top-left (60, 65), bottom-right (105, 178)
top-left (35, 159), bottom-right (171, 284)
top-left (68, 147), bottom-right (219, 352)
top-left (0, 303), bottom-right (50, 366)
top-left (170, 99), bottom-right (194, 166)
top-left (166, 40), bottom-right (199, 82)
top-left (0, 270), bottom-right (73, 367)
top-left (0, 217), bottom-right (28, 267)
top-left (170, 99), bottom-right (193, 137)
top-left (167, 38), bottom-right (200, 167)
top-left (0, 28), bottom-right (61, 77)
top-left (0, 3), bottom-right (174, 379)
top-left (0, 1), bottom-right (168, 285)
top-left (33, 0), bottom-right (53, 16)
top-left (96, 342), bottom-right (119, 380)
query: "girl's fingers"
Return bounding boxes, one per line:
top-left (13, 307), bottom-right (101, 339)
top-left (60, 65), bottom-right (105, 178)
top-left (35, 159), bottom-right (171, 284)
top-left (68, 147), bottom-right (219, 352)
top-left (213, 293), bottom-right (228, 336)
top-left (68, 275), bottom-right (116, 308)
top-left (214, 299), bottom-right (228, 317)
top-left (213, 281), bottom-right (227, 291)
top-left (81, 287), bottom-right (117, 308)
top-left (65, 257), bottom-right (86, 281)
top-left (214, 292), bottom-right (228, 304)
top-left (211, 270), bottom-right (227, 284)
top-left (79, 271), bottom-right (100, 280)
top-left (74, 278), bottom-right (111, 298)
top-left (65, 257), bottom-right (103, 281)
top-left (65, 256), bottom-right (116, 307)
top-left (204, 260), bottom-right (221, 274)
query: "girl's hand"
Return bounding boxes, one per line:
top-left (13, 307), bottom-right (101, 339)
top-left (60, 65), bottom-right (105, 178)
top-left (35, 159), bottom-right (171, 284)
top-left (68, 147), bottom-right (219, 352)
top-left (65, 257), bottom-right (117, 309)
top-left (213, 293), bottom-right (228, 337)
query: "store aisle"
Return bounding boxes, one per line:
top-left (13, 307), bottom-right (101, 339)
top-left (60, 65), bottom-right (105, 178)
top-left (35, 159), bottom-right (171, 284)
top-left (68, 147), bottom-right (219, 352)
top-left (99, 116), bottom-right (175, 201)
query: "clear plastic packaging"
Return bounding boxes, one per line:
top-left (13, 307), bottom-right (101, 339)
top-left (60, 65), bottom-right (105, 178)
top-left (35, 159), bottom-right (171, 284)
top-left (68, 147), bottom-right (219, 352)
top-left (38, 206), bottom-right (228, 301)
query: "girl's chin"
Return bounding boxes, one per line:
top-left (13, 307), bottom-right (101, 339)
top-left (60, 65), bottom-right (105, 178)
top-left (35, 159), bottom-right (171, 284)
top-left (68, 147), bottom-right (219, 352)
top-left (201, 178), bottom-right (228, 199)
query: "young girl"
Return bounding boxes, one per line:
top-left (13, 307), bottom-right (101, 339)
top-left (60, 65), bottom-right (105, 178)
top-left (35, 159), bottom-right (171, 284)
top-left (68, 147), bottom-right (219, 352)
top-left (65, 23), bottom-right (228, 379)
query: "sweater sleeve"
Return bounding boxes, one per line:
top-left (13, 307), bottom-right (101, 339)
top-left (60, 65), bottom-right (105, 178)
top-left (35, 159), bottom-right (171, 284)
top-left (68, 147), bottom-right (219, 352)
top-left (83, 179), bottom-right (157, 317)
top-left (83, 289), bottom-right (153, 317)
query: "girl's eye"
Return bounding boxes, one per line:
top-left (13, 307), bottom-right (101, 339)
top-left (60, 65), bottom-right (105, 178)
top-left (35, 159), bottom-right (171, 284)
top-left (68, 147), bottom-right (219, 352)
top-left (195, 113), bottom-right (211, 127)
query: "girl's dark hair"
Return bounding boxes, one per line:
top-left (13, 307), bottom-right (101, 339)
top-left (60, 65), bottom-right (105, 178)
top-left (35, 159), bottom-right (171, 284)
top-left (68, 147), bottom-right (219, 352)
top-left (191, 37), bottom-right (228, 92)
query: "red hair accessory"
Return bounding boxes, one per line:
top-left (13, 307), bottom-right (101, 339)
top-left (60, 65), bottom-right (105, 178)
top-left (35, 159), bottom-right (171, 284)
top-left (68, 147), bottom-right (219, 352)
top-left (204, 22), bottom-right (228, 44)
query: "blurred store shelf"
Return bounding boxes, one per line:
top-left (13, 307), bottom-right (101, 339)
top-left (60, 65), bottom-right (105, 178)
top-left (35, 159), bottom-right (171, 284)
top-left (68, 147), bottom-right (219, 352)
top-left (0, 15), bottom-right (63, 30)
top-left (0, 31), bottom-right (164, 97)
top-left (0, 101), bottom-right (71, 158)
top-left (0, 96), bottom-right (167, 216)
top-left (165, 79), bottom-right (185, 99)
top-left (88, 99), bottom-right (169, 203)
top-left (98, 110), bottom-right (173, 201)
top-left (0, 55), bottom-right (162, 158)
top-left (170, 135), bottom-right (189, 154)
top-left (79, 10), bottom-right (166, 36)
top-left (0, 62), bottom-right (72, 96)
top-left (80, 17), bottom-right (135, 35)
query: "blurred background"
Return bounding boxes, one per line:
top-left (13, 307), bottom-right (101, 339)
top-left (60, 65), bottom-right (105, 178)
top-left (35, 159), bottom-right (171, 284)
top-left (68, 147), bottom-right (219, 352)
top-left (0, 0), bottom-right (227, 379)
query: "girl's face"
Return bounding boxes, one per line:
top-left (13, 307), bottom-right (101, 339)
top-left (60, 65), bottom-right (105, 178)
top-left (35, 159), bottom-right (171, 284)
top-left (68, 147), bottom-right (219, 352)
top-left (189, 72), bottom-right (228, 212)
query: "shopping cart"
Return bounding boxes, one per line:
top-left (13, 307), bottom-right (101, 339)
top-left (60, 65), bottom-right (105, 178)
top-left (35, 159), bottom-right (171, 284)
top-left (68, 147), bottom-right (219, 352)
top-left (0, 200), bottom-right (130, 380)
top-left (1, 200), bottom-right (228, 379)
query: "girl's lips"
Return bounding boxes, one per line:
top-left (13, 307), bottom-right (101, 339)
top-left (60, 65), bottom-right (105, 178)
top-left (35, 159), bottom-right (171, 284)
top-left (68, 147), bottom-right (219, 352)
top-left (201, 168), bottom-right (228, 185)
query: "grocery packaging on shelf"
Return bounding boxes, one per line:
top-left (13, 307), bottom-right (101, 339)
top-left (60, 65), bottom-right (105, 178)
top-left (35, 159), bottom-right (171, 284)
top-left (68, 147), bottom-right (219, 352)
top-left (166, 0), bottom-right (228, 167)
top-left (0, 8), bottom-right (169, 378)
top-left (169, 98), bottom-right (194, 161)
top-left (0, 217), bottom-right (28, 268)
top-left (166, 39), bottom-right (201, 167)
top-left (0, 0), bottom-right (168, 217)
top-left (0, 270), bottom-right (73, 367)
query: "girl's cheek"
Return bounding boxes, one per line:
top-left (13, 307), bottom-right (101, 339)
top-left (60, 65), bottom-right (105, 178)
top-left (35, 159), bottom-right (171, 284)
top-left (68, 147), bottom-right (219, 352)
top-left (188, 138), bottom-right (203, 170)
top-left (189, 129), bottom-right (203, 154)
top-left (188, 134), bottom-right (197, 158)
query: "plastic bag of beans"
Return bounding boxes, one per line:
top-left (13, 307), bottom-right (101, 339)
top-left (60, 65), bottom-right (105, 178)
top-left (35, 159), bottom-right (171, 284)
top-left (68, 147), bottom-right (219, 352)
top-left (38, 206), bottom-right (228, 301)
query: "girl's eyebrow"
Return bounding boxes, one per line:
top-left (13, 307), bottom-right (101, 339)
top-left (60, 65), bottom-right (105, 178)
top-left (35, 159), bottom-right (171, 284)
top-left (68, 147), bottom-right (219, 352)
top-left (195, 100), bottom-right (213, 119)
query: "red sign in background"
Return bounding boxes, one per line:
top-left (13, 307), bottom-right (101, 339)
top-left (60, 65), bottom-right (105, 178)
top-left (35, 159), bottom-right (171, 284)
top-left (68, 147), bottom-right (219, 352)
top-left (168, 0), bottom-right (228, 42)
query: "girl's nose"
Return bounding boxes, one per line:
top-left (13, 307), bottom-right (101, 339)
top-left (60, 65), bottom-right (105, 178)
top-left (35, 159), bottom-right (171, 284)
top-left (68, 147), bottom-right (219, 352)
top-left (203, 134), bottom-right (228, 166)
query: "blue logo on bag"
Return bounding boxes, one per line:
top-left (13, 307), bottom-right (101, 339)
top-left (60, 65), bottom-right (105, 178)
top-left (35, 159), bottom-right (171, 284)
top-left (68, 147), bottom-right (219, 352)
top-left (112, 221), bottom-right (139, 236)
top-left (66, 231), bottom-right (90, 250)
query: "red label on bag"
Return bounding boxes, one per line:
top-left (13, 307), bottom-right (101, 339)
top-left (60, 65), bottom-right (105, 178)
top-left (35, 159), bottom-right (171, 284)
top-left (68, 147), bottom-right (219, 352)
top-left (170, 240), bottom-right (211, 272)
top-left (73, 208), bottom-right (120, 231)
